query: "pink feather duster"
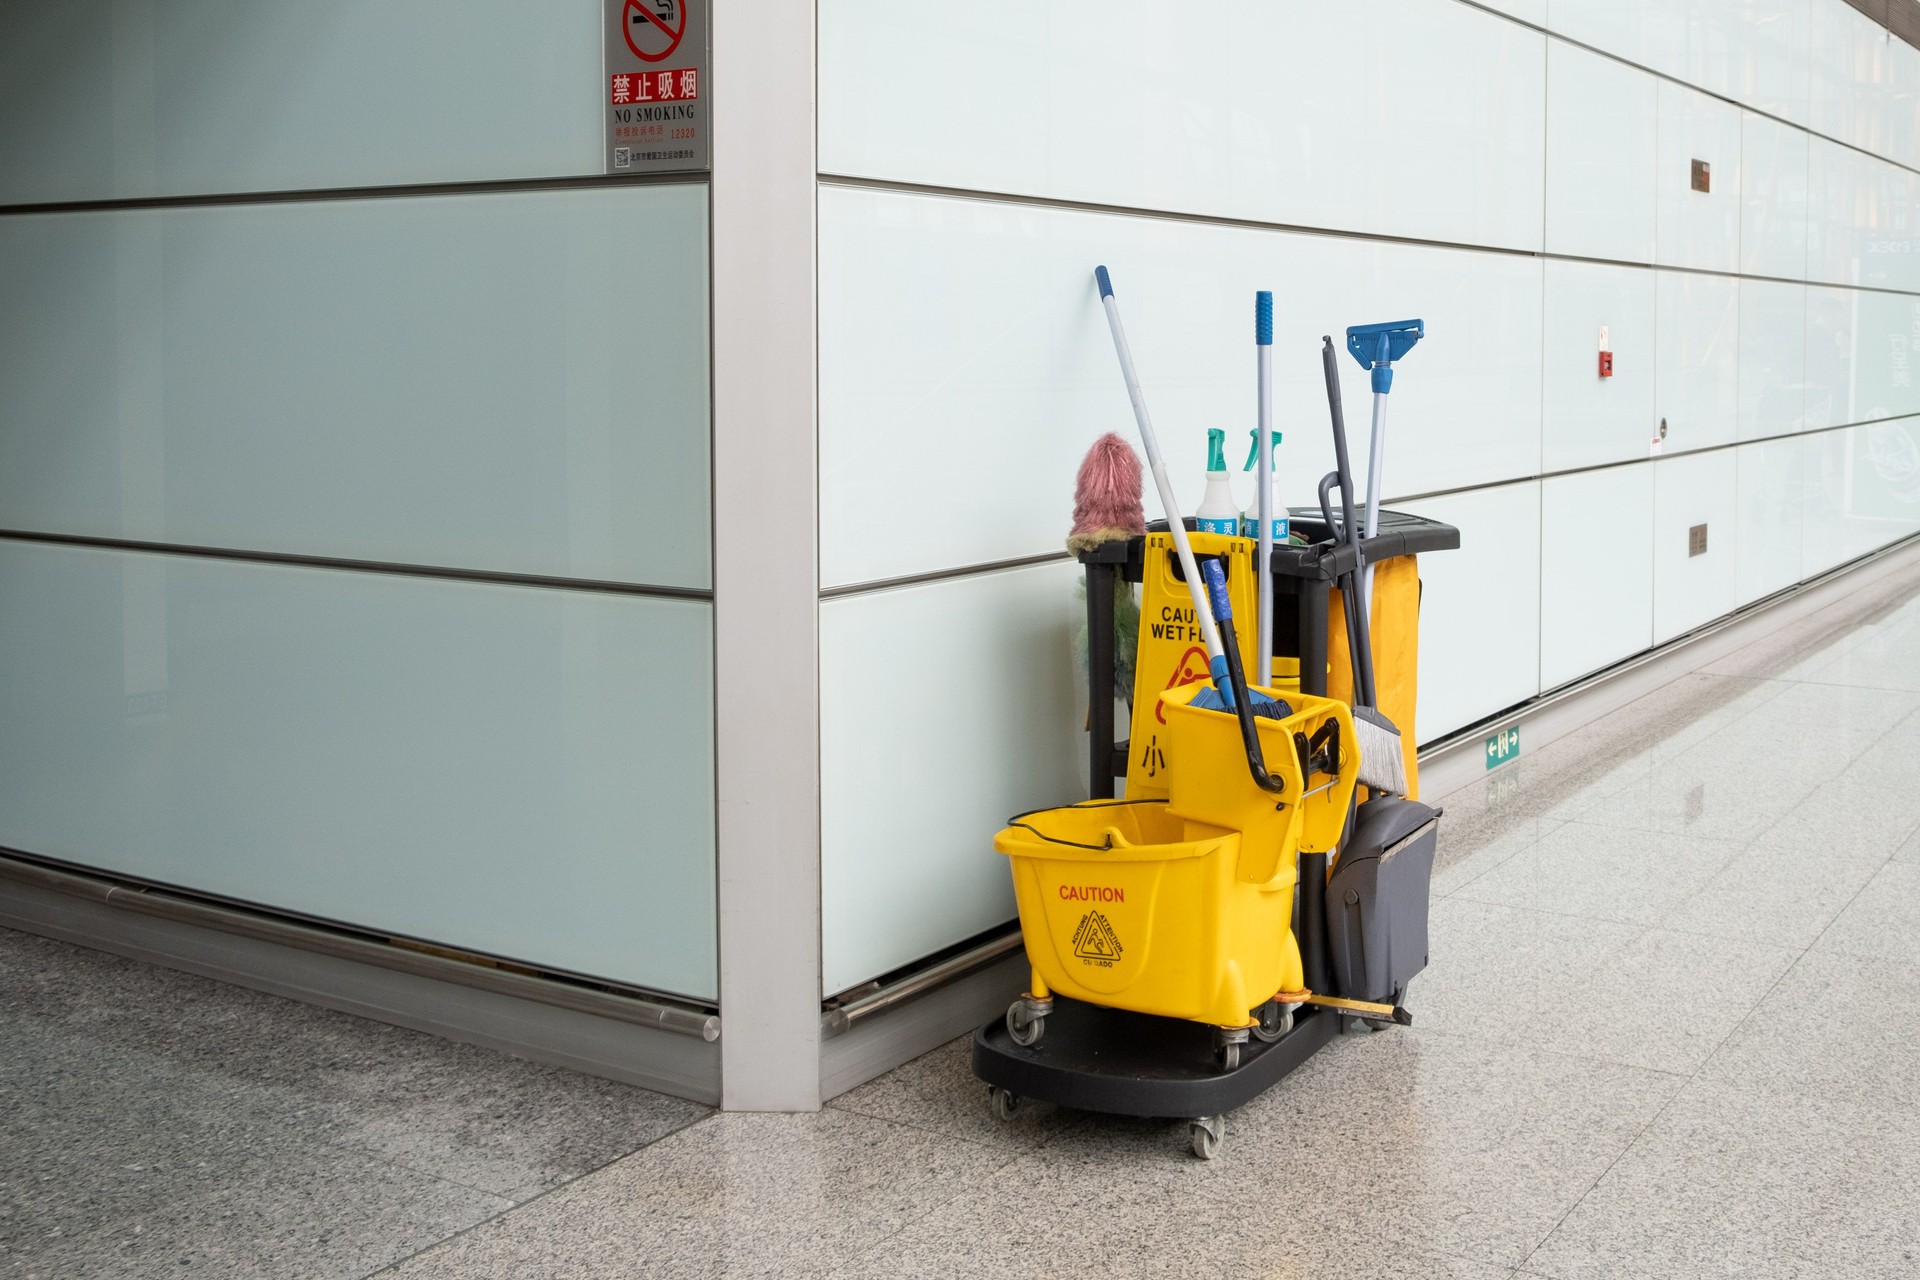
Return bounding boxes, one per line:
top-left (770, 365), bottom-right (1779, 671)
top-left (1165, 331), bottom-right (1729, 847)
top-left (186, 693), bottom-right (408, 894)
top-left (1067, 433), bottom-right (1147, 554)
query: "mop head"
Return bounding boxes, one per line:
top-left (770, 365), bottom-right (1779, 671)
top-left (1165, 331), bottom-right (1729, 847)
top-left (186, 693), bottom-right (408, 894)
top-left (1190, 686), bottom-right (1292, 720)
top-left (1350, 705), bottom-right (1408, 795)
top-left (1066, 433), bottom-right (1146, 554)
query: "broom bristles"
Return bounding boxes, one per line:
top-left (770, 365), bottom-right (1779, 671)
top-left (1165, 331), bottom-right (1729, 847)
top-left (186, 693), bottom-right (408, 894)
top-left (1350, 705), bottom-right (1407, 795)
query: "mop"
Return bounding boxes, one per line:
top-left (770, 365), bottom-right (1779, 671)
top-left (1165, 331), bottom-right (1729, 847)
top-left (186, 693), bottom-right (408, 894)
top-left (1094, 267), bottom-right (1288, 795)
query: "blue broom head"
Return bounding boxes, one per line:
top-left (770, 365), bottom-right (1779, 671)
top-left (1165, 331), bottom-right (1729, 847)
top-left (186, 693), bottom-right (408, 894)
top-left (1189, 685), bottom-right (1292, 720)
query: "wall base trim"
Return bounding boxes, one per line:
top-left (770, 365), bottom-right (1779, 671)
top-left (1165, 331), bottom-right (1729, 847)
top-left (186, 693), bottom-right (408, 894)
top-left (0, 877), bottom-right (721, 1105)
top-left (820, 950), bottom-right (1026, 1101)
top-left (1418, 534), bottom-right (1920, 802)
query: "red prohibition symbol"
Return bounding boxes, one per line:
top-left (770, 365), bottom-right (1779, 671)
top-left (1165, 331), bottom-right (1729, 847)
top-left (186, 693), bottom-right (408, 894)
top-left (623, 0), bottom-right (686, 62)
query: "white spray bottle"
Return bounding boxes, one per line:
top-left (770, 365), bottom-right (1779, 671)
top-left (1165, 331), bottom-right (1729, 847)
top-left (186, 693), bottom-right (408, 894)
top-left (1195, 428), bottom-right (1240, 534)
top-left (1241, 429), bottom-right (1287, 542)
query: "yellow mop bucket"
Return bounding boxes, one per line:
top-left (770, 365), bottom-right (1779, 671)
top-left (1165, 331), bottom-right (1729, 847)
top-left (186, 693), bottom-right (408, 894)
top-left (1159, 684), bottom-right (1357, 863)
top-left (994, 688), bottom-right (1356, 1031)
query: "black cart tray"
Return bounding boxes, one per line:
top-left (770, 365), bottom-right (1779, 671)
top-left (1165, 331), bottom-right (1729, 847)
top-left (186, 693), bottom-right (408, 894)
top-left (972, 998), bottom-right (1339, 1119)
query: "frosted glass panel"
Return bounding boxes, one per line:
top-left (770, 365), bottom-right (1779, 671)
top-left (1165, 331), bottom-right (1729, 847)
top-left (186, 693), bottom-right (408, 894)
top-left (1547, 0), bottom-right (1811, 127)
top-left (0, 185), bottom-right (712, 590)
top-left (1803, 285), bottom-right (1855, 432)
top-left (1740, 112), bottom-right (1809, 280)
top-left (1736, 435), bottom-right (1806, 604)
top-left (1803, 421), bottom-right (1920, 574)
top-left (1852, 290), bottom-right (1920, 423)
top-left (1654, 79), bottom-right (1741, 272)
top-left (1545, 41), bottom-right (1657, 263)
top-left (0, 540), bottom-right (717, 999)
top-left (1652, 449), bottom-right (1738, 642)
top-left (0, 0), bottom-right (603, 205)
top-left (820, 0), bottom-right (1546, 251)
top-left (819, 186), bottom-right (1542, 589)
top-left (1542, 261), bottom-right (1659, 472)
top-left (1736, 279), bottom-right (1807, 441)
top-left (1398, 483), bottom-right (1542, 741)
top-left (1807, 140), bottom-right (1920, 293)
top-left (1654, 271), bottom-right (1740, 453)
top-left (1540, 464), bottom-right (1655, 690)
top-left (820, 563), bottom-right (1080, 992)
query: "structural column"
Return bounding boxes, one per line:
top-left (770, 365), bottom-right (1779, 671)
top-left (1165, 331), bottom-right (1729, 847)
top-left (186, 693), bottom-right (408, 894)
top-left (710, 0), bottom-right (821, 1110)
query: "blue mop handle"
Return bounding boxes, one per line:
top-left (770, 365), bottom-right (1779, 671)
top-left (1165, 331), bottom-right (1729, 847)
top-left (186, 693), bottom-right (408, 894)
top-left (1344, 319), bottom-right (1424, 606)
top-left (1200, 559), bottom-right (1235, 693)
top-left (1254, 291), bottom-right (1273, 691)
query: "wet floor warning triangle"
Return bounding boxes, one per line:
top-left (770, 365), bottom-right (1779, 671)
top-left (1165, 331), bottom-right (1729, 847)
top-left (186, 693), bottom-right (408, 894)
top-left (1072, 911), bottom-right (1123, 962)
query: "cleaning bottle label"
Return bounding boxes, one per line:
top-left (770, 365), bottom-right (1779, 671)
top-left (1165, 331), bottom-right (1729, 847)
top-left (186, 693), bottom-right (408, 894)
top-left (1240, 514), bottom-right (1290, 541)
top-left (1196, 515), bottom-right (1240, 535)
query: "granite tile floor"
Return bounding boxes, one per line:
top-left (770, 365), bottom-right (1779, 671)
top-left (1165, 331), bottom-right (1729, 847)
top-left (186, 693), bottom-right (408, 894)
top-left (8, 560), bottom-right (1920, 1278)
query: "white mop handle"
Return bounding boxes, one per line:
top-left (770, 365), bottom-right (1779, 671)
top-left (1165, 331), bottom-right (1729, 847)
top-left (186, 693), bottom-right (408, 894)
top-left (1255, 292), bottom-right (1274, 688)
top-left (1360, 388), bottom-right (1388, 610)
top-left (1095, 268), bottom-right (1227, 664)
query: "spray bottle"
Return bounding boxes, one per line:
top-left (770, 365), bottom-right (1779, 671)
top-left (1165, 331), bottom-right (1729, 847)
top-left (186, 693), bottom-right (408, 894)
top-left (1241, 430), bottom-right (1287, 542)
top-left (1194, 428), bottom-right (1241, 534)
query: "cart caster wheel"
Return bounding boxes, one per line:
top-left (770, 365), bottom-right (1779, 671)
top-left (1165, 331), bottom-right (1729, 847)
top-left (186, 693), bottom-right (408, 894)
top-left (1340, 1014), bottom-right (1378, 1035)
top-left (987, 1086), bottom-right (1018, 1122)
top-left (1211, 1026), bottom-right (1249, 1072)
top-left (1251, 1000), bottom-right (1295, 1043)
top-left (1006, 998), bottom-right (1048, 1048)
top-left (1189, 1115), bottom-right (1224, 1161)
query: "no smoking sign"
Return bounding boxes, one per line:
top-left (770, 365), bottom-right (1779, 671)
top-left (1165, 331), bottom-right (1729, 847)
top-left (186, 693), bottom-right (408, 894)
top-left (604, 0), bottom-right (707, 174)
top-left (623, 0), bottom-right (684, 62)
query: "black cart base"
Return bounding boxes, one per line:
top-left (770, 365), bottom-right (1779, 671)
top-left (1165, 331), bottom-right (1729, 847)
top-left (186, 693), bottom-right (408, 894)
top-left (972, 997), bottom-right (1345, 1158)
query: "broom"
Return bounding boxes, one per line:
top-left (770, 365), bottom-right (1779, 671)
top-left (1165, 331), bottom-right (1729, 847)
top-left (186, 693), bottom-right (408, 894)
top-left (1320, 335), bottom-right (1407, 796)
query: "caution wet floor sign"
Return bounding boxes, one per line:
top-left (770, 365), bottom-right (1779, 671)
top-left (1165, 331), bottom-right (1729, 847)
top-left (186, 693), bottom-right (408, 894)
top-left (1123, 531), bottom-right (1262, 801)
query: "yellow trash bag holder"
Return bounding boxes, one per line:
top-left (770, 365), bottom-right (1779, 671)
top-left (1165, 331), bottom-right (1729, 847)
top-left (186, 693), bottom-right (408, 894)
top-left (994, 687), bottom-right (1356, 1032)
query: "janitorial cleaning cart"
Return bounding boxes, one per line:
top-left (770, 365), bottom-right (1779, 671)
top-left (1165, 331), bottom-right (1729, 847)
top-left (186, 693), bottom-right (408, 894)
top-left (972, 270), bottom-right (1459, 1159)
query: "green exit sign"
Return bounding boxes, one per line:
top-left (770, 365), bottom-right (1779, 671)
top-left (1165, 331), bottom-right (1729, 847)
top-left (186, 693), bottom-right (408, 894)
top-left (1485, 725), bottom-right (1520, 770)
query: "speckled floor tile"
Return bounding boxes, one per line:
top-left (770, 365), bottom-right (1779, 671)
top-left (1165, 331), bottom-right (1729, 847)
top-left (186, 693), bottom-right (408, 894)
top-left (1813, 861), bottom-right (1920, 965)
top-left (377, 1109), bottom-right (1014, 1280)
top-left (1430, 815), bottom-right (1563, 898)
top-left (1525, 1078), bottom-right (1920, 1280)
top-left (828, 1184), bottom-right (1514, 1280)
top-left (1415, 897), bottom-right (1640, 1038)
top-left (4, 1140), bottom-right (509, 1280)
top-left (1698, 947), bottom-right (1920, 1112)
top-left (1698, 571), bottom-right (1920, 681)
top-left (1656, 831), bottom-right (1889, 951)
top-left (1893, 823), bottom-right (1920, 864)
top-left (1416, 898), bottom-right (1795, 1074)
top-left (1795, 617), bottom-right (1920, 692)
top-left (945, 1029), bottom-right (1682, 1270)
top-left (828, 1036), bottom-right (1076, 1150)
top-left (1451, 821), bottom-right (1747, 927)
top-left (0, 928), bottom-right (710, 1204)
